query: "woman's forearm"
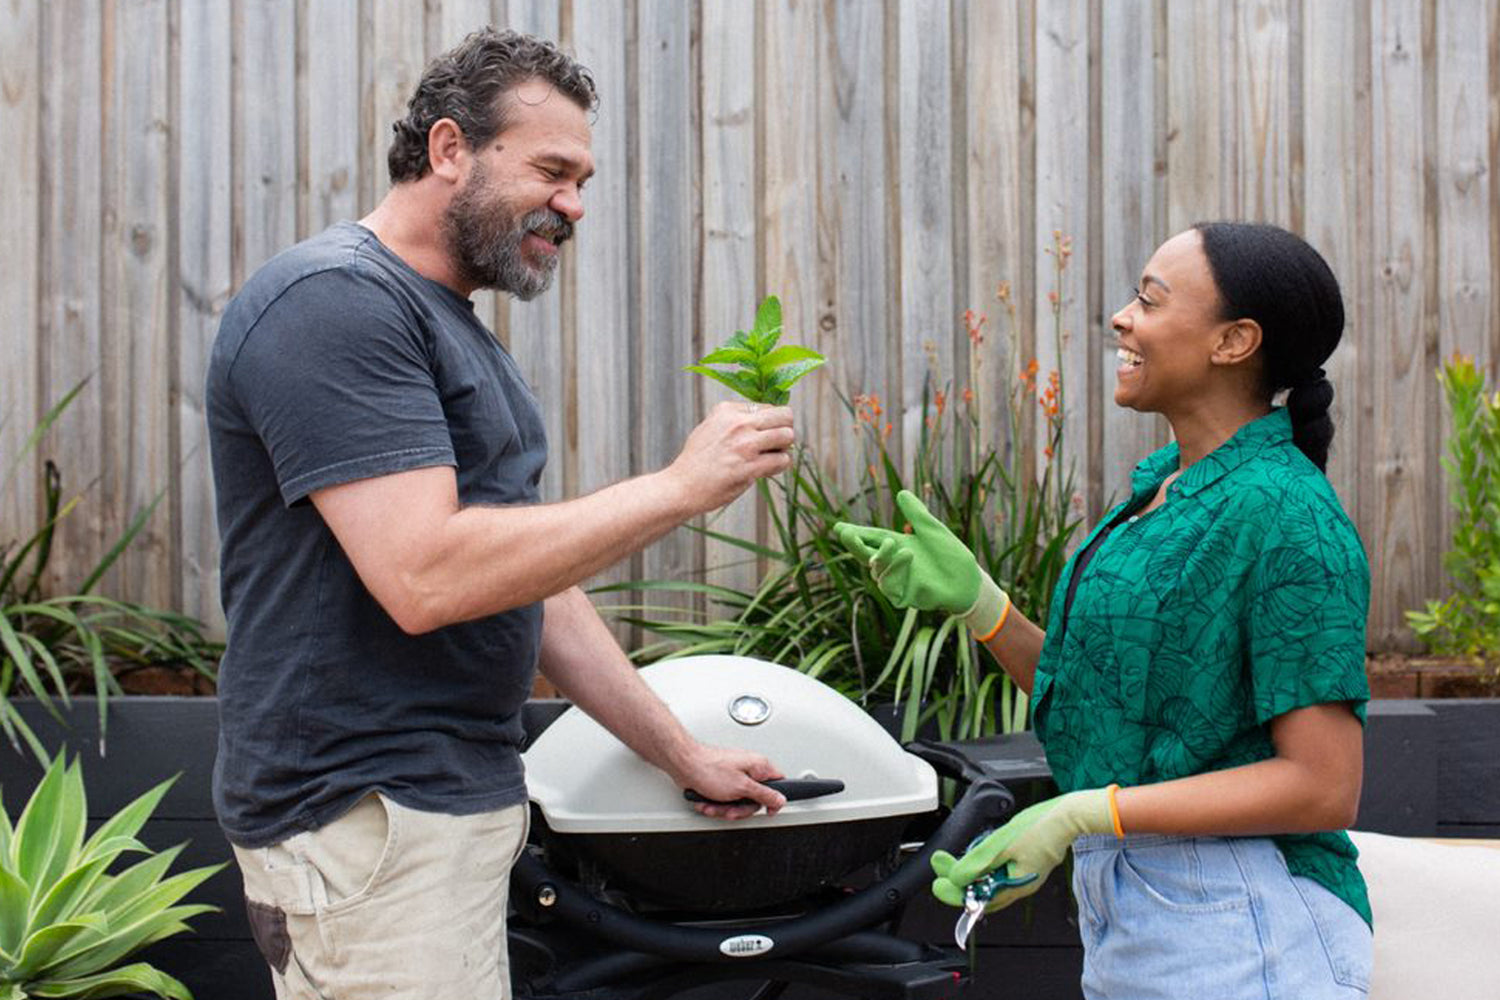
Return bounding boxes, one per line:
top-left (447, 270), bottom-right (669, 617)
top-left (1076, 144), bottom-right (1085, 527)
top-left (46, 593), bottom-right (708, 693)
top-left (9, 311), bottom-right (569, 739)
top-left (1114, 703), bottom-right (1365, 835)
top-left (981, 605), bottom-right (1046, 695)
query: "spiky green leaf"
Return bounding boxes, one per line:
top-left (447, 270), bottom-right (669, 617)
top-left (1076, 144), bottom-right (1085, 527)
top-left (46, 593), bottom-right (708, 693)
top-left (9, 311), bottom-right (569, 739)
top-left (27, 960), bottom-right (192, 1000)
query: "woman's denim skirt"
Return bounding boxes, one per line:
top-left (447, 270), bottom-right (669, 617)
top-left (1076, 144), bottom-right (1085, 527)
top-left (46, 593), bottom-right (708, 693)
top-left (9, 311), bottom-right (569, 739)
top-left (1071, 834), bottom-right (1372, 999)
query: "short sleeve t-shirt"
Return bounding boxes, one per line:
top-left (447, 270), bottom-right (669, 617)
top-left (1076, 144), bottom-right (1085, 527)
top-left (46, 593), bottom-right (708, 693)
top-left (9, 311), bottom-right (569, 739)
top-left (1032, 407), bottom-right (1373, 926)
top-left (206, 221), bottom-right (548, 849)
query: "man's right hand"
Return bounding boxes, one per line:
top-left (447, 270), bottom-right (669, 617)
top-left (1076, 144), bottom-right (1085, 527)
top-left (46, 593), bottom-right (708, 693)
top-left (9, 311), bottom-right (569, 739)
top-left (666, 401), bottom-right (795, 513)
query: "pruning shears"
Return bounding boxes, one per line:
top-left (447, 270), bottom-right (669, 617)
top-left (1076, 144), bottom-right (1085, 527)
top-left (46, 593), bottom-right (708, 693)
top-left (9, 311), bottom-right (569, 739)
top-left (952, 831), bottom-right (1039, 949)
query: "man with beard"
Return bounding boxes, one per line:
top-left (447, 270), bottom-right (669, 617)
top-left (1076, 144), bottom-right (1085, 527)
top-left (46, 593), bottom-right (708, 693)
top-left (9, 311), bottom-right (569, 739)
top-left (205, 29), bottom-right (793, 999)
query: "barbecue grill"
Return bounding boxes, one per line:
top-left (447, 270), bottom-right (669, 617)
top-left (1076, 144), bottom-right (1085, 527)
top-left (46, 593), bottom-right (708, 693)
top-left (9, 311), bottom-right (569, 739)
top-left (509, 655), bottom-right (1023, 1000)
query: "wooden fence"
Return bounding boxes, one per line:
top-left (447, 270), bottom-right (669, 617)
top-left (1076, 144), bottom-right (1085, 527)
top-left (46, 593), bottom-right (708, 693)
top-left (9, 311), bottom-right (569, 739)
top-left (1, 0), bottom-right (1497, 650)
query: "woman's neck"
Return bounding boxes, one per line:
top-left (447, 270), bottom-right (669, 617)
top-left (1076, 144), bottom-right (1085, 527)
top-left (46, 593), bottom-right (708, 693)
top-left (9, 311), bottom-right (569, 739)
top-left (1167, 396), bottom-right (1272, 468)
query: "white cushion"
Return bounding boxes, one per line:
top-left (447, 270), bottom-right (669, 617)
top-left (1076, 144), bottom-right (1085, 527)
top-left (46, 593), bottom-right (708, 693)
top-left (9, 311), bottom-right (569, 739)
top-left (1349, 830), bottom-right (1500, 1000)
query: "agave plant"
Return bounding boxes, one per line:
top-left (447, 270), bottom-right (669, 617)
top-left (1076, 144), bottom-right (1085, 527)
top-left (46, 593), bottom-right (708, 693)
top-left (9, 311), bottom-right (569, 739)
top-left (1, 383), bottom-right (221, 760)
top-left (0, 755), bottom-right (221, 999)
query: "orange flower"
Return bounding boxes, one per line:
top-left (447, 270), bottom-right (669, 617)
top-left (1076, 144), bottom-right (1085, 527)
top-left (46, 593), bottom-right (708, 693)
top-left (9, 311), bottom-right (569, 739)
top-left (962, 387), bottom-right (974, 405)
top-left (1043, 446), bottom-right (1054, 459)
top-left (996, 281), bottom-right (1012, 304)
top-left (934, 390), bottom-right (947, 417)
top-left (963, 309), bottom-right (988, 346)
top-left (882, 421), bottom-right (893, 440)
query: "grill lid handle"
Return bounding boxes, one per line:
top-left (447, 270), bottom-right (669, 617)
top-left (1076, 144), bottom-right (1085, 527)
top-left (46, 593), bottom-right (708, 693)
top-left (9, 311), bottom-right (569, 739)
top-left (683, 778), bottom-right (845, 806)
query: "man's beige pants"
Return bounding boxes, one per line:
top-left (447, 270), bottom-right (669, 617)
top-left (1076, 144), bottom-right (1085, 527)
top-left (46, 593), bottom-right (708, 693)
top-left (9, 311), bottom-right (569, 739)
top-left (232, 794), bottom-right (528, 999)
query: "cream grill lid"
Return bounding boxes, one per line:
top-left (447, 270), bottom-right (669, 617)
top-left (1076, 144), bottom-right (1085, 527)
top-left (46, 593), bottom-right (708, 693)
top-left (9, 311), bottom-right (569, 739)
top-left (524, 655), bottom-right (939, 834)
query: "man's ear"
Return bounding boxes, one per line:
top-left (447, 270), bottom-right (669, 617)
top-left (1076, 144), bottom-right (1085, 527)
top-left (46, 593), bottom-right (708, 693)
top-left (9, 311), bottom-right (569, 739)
top-left (1211, 318), bottom-right (1263, 368)
top-left (427, 118), bottom-right (468, 182)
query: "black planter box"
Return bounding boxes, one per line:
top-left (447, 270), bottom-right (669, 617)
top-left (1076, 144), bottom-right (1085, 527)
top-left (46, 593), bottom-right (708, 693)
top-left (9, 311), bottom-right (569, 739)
top-left (0, 697), bottom-right (1495, 1000)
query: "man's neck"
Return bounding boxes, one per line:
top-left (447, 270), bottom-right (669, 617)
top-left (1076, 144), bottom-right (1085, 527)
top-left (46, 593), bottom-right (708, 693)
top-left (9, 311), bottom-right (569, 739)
top-left (360, 186), bottom-right (473, 297)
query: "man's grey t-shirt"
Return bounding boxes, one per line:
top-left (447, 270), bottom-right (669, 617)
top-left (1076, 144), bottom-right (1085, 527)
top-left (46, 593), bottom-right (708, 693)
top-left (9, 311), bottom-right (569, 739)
top-left (206, 221), bottom-right (547, 849)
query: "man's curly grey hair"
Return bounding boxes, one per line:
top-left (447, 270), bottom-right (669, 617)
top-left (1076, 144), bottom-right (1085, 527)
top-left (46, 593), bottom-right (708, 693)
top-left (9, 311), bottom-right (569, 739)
top-left (387, 28), bottom-right (598, 184)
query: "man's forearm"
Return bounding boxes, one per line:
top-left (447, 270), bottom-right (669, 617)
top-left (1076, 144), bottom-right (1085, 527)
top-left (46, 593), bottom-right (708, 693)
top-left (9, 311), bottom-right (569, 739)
top-left (536, 587), bottom-right (696, 780)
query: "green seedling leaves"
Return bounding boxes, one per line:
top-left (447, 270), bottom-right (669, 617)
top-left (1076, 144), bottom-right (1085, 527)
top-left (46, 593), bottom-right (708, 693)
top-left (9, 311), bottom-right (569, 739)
top-left (685, 295), bottom-right (825, 405)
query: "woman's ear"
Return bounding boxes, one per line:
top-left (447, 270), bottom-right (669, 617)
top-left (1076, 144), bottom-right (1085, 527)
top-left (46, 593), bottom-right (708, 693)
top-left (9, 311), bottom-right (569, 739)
top-left (426, 118), bottom-right (468, 182)
top-left (1211, 318), bottom-right (1263, 368)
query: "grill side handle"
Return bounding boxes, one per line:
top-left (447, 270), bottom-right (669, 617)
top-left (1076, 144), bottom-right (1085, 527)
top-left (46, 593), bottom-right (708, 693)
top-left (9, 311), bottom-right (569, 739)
top-left (902, 738), bottom-right (992, 786)
top-left (511, 775), bottom-right (1018, 964)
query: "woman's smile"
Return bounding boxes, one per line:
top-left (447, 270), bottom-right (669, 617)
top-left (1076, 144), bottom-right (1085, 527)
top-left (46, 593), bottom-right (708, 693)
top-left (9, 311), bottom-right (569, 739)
top-left (1115, 345), bottom-right (1145, 378)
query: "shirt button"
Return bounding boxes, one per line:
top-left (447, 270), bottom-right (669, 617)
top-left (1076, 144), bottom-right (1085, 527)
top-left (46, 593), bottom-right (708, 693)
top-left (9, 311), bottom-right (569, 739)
top-left (1128, 515), bottom-right (1139, 523)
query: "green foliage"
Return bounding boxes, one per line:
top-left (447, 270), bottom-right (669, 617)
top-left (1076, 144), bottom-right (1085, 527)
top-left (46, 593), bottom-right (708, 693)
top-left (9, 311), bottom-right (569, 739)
top-left (609, 250), bottom-right (1082, 742)
top-left (0, 755), bottom-right (222, 999)
top-left (684, 296), bottom-right (826, 405)
top-left (1, 384), bottom-right (222, 761)
top-left (1406, 354), bottom-right (1500, 671)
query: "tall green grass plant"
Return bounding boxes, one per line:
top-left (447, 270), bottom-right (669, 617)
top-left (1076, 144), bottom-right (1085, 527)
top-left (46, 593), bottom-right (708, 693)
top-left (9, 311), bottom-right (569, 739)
top-left (1, 385), bottom-right (221, 760)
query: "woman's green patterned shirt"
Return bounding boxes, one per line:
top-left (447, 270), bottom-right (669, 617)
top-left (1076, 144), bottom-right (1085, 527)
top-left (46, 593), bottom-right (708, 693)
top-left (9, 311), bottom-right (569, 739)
top-left (1032, 407), bottom-right (1373, 926)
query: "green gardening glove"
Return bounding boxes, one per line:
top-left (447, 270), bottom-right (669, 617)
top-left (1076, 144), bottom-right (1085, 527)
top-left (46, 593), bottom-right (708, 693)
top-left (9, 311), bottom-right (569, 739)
top-left (834, 490), bottom-right (1009, 636)
top-left (930, 787), bottom-right (1117, 912)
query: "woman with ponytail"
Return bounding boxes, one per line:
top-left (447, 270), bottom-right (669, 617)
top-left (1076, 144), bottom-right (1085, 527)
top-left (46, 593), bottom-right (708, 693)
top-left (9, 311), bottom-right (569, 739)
top-left (838, 222), bottom-right (1372, 998)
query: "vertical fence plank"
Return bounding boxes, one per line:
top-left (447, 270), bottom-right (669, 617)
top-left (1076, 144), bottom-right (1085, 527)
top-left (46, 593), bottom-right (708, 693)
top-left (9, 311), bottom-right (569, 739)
top-left (105, 0), bottom-right (173, 607)
top-left (635, 0), bottom-right (698, 612)
top-left (897, 0), bottom-right (955, 464)
top-left (1435, 0), bottom-right (1492, 366)
top-left (305, 0), bottom-right (360, 235)
top-left (1100, 0), bottom-right (1166, 507)
top-left (1165, 0), bottom-right (1231, 230)
top-left (39, 0), bottom-right (104, 595)
top-left (239, 0), bottom-right (298, 279)
top-left (1368, 0), bottom-right (1433, 647)
top-left (0, 0), bottom-right (40, 546)
top-left (762, 0), bottom-right (823, 521)
top-left (1237, 0), bottom-right (1294, 225)
top-left (177, 0), bottom-right (233, 631)
top-left (502, 0), bottom-right (566, 505)
top-left (1302, 0), bottom-right (1366, 522)
top-left (570, 0), bottom-right (633, 626)
top-left (367, 1), bottom-right (426, 209)
top-left (823, 0), bottom-right (895, 496)
top-left (1032, 0), bottom-right (1090, 504)
top-left (700, 0), bottom-right (760, 597)
top-left (962, 0), bottom-right (1023, 468)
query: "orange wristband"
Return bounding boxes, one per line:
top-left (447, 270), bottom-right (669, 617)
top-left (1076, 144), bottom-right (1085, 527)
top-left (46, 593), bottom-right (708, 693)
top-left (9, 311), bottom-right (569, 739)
top-left (975, 596), bottom-right (1012, 643)
top-left (1106, 783), bottom-right (1125, 838)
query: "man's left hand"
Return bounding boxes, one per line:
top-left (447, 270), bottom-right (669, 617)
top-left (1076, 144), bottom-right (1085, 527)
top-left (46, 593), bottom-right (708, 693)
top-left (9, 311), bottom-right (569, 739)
top-left (674, 743), bottom-right (786, 820)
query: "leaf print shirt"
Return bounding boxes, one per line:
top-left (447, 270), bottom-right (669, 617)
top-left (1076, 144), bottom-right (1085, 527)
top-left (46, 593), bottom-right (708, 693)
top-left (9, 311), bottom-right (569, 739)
top-left (1031, 406), bottom-right (1373, 926)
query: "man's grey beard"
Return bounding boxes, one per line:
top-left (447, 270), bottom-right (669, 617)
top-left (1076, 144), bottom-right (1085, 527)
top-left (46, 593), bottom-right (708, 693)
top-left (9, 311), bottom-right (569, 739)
top-left (445, 174), bottom-right (572, 300)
